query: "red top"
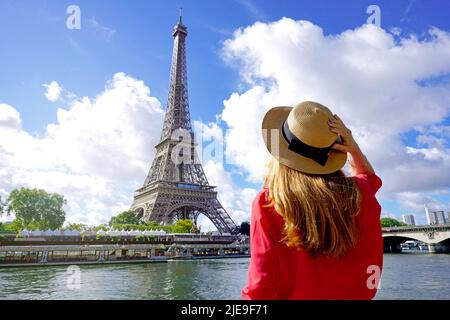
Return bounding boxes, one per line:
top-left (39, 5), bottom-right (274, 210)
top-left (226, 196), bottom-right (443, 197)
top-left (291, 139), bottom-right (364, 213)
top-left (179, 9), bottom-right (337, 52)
top-left (242, 173), bottom-right (383, 300)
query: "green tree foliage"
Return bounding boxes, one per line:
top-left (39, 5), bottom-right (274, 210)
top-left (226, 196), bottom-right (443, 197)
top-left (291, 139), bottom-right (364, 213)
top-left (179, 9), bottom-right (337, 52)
top-left (0, 220), bottom-right (28, 233)
top-left (64, 223), bottom-right (89, 231)
top-left (239, 221), bottom-right (250, 236)
top-left (109, 210), bottom-right (139, 227)
top-left (107, 209), bottom-right (195, 234)
top-left (169, 219), bottom-right (194, 234)
top-left (381, 217), bottom-right (406, 227)
top-left (144, 220), bottom-right (166, 230)
top-left (112, 223), bottom-right (145, 231)
top-left (4, 188), bottom-right (66, 230)
top-left (93, 224), bottom-right (109, 232)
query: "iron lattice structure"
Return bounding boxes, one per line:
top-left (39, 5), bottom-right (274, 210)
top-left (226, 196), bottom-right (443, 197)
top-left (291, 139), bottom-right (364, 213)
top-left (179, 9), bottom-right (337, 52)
top-left (131, 14), bottom-right (237, 234)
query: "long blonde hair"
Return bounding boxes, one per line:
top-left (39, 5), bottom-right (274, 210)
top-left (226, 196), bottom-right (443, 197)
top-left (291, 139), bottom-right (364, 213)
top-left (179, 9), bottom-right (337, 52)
top-left (263, 158), bottom-right (361, 258)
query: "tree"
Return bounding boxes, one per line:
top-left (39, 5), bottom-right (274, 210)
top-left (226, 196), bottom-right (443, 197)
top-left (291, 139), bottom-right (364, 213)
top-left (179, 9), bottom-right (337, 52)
top-left (65, 223), bottom-right (89, 231)
top-left (4, 188), bottom-right (66, 230)
top-left (169, 219), bottom-right (194, 234)
top-left (381, 217), bottom-right (406, 228)
top-left (93, 224), bottom-right (109, 232)
top-left (109, 210), bottom-right (139, 227)
top-left (0, 222), bottom-right (14, 233)
top-left (239, 221), bottom-right (250, 236)
top-left (143, 220), bottom-right (165, 230)
top-left (112, 223), bottom-right (144, 231)
top-left (0, 220), bottom-right (27, 233)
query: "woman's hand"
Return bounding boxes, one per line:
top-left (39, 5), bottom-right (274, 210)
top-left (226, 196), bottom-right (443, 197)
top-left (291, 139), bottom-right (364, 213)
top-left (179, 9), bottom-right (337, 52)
top-left (328, 115), bottom-right (359, 154)
top-left (328, 114), bottom-right (375, 175)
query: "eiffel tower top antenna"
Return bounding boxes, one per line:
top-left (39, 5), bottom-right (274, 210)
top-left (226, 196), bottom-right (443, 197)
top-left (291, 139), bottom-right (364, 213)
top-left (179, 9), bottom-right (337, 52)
top-left (179, 7), bottom-right (183, 24)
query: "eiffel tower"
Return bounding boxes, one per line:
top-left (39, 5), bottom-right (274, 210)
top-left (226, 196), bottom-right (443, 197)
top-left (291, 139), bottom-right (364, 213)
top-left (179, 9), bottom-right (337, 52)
top-left (131, 11), bottom-right (237, 234)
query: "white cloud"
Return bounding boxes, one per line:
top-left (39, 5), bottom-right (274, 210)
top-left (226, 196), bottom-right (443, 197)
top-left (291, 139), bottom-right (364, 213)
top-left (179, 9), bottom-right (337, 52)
top-left (396, 192), bottom-right (446, 213)
top-left (1, 72), bottom-right (164, 226)
top-left (193, 120), bottom-right (223, 143)
top-left (221, 86), bottom-right (271, 182)
top-left (416, 134), bottom-right (446, 149)
top-left (395, 191), bottom-right (449, 224)
top-left (381, 211), bottom-right (399, 219)
top-left (0, 104), bottom-right (21, 129)
top-left (390, 27), bottom-right (402, 36)
top-left (406, 146), bottom-right (450, 161)
top-left (219, 18), bottom-right (450, 216)
top-left (193, 120), bottom-right (226, 166)
top-left (43, 81), bottom-right (63, 102)
top-left (415, 124), bottom-right (450, 149)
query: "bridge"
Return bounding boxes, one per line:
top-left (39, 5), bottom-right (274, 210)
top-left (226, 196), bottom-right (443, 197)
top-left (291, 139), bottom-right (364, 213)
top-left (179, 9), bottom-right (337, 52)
top-left (382, 224), bottom-right (450, 253)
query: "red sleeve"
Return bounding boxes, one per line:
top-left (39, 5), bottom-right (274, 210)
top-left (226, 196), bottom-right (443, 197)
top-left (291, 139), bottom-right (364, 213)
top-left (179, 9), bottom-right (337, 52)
top-left (354, 173), bottom-right (382, 195)
top-left (242, 191), bottom-right (280, 300)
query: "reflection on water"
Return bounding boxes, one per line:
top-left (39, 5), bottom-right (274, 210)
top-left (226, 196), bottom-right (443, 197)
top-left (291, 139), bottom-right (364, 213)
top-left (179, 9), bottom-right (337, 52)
top-left (375, 254), bottom-right (450, 300)
top-left (0, 255), bottom-right (449, 300)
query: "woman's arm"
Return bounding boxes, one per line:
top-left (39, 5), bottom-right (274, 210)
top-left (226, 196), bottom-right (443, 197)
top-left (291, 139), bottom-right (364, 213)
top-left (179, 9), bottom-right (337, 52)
top-left (328, 115), bottom-right (375, 176)
top-left (242, 194), bottom-right (280, 300)
top-left (347, 145), bottom-right (375, 176)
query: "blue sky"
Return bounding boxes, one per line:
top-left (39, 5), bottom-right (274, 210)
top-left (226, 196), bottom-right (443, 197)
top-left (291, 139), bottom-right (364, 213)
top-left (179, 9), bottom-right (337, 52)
top-left (1, 0), bottom-right (450, 227)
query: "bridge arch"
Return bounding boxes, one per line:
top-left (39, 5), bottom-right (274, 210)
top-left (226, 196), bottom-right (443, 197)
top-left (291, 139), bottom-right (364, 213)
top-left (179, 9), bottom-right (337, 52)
top-left (382, 233), bottom-right (450, 253)
top-left (382, 235), bottom-right (421, 253)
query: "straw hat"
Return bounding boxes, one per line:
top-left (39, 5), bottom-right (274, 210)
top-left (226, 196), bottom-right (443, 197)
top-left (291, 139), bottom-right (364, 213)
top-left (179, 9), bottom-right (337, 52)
top-left (261, 101), bottom-right (347, 174)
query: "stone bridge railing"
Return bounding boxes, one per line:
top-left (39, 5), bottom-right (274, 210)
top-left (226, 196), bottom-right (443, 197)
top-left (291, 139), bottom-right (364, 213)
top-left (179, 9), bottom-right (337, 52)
top-left (382, 224), bottom-right (450, 234)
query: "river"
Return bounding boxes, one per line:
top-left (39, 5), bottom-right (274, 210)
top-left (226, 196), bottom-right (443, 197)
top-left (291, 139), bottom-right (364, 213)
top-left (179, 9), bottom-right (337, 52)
top-left (0, 254), bottom-right (449, 299)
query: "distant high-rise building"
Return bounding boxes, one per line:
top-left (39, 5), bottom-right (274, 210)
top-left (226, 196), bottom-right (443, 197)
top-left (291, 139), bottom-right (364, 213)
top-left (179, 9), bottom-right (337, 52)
top-left (434, 210), bottom-right (447, 225)
top-left (425, 208), bottom-right (448, 225)
top-left (425, 206), bottom-right (437, 225)
top-left (402, 214), bottom-right (416, 226)
top-left (426, 212), bottom-right (436, 225)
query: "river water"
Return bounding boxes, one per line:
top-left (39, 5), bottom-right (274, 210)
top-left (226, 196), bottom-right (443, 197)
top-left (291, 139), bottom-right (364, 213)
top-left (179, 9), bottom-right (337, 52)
top-left (0, 254), bottom-right (449, 300)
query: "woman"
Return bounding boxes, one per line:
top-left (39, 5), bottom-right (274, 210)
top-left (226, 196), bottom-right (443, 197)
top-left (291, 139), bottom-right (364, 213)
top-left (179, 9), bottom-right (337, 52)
top-left (242, 101), bottom-right (383, 300)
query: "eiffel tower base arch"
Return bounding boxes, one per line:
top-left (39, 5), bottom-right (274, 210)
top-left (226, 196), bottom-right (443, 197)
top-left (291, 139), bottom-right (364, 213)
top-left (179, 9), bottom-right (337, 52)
top-left (132, 182), bottom-right (237, 234)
